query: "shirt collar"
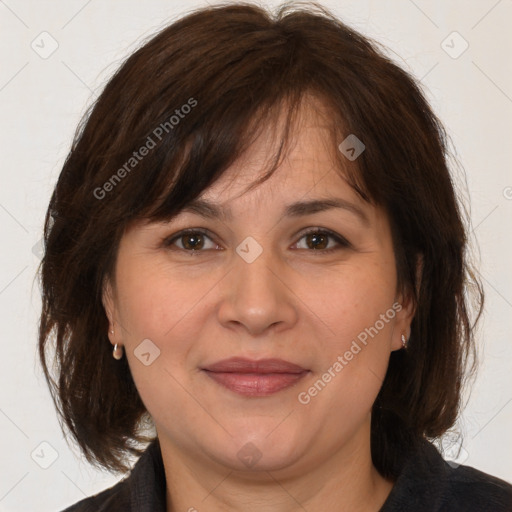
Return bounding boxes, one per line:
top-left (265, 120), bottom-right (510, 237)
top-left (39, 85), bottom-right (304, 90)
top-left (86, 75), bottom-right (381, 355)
top-left (124, 436), bottom-right (453, 511)
top-left (128, 437), bottom-right (167, 512)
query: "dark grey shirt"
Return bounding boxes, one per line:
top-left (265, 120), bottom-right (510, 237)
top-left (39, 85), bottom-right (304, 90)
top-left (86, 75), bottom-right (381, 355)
top-left (62, 438), bottom-right (512, 511)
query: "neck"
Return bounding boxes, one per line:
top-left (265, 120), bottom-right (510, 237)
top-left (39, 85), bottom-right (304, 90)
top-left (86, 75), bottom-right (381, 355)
top-left (160, 420), bottom-right (394, 512)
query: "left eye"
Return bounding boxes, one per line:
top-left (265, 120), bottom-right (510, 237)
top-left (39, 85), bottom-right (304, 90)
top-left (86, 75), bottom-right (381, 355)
top-left (163, 229), bottom-right (219, 252)
top-left (163, 228), bottom-right (350, 254)
top-left (293, 228), bottom-right (350, 253)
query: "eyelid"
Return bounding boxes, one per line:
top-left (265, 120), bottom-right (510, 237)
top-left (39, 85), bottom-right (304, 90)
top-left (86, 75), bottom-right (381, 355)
top-left (162, 228), bottom-right (221, 251)
top-left (299, 227), bottom-right (351, 243)
top-left (292, 227), bottom-right (352, 253)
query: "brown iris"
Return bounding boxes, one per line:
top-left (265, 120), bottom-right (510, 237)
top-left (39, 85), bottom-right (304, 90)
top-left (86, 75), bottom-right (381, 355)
top-left (306, 232), bottom-right (329, 250)
top-left (181, 233), bottom-right (205, 250)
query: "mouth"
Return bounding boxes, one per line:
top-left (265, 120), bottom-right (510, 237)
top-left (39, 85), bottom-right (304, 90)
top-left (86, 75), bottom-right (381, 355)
top-left (201, 357), bottom-right (310, 397)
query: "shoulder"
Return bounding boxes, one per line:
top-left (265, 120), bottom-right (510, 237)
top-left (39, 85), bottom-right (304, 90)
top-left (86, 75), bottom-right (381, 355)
top-left (440, 462), bottom-right (512, 511)
top-left (58, 438), bottom-right (165, 512)
top-left (60, 478), bottom-right (130, 512)
top-left (381, 439), bottom-right (512, 512)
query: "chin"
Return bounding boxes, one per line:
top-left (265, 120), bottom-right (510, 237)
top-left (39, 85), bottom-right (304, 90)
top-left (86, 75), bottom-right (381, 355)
top-left (212, 428), bottom-right (306, 473)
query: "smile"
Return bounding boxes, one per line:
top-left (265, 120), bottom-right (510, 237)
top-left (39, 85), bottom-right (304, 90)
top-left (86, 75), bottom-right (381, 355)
top-left (201, 357), bottom-right (310, 397)
top-left (202, 370), bottom-right (310, 397)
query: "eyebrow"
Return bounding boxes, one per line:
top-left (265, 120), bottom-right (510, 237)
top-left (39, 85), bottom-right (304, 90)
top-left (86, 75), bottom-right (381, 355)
top-left (180, 197), bottom-right (370, 225)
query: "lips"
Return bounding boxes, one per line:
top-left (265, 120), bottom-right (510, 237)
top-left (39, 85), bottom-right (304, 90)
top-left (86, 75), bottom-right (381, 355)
top-left (201, 357), bottom-right (309, 397)
top-left (203, 357), bottom-right (307, 374)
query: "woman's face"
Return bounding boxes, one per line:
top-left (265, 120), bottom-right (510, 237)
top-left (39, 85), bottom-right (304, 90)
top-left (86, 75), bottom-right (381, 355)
top-left (104, 99), bottom-right (414, 475)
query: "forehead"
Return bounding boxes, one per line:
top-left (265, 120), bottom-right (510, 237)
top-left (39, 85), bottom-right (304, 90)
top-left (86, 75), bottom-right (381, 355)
top-left (125, 93), bottom-right (375, 237)
top-left (197, 96), bottom-right (356, 205)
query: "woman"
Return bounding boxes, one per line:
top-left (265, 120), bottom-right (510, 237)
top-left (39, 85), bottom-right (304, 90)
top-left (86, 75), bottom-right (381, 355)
top-left (38, 2), bottom-right (512, 511)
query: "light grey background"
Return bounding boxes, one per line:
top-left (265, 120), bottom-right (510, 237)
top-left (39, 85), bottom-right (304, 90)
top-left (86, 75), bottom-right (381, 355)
top-left (1, 0), bottom-right (511, 510)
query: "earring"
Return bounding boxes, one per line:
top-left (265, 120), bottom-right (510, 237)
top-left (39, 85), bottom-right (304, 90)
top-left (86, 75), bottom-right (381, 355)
top-left (401, 333), bottom-right (408, 349)
top-left (113, 343), bottom-right (124, 360)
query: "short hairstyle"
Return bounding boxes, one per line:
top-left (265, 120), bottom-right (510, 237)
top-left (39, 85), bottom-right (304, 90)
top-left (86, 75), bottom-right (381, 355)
top-left (38, 1), bottom-right (483, 475)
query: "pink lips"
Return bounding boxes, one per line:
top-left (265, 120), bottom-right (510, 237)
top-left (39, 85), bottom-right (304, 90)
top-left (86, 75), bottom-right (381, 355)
top-left (201, 357), bottom-right (309, 397)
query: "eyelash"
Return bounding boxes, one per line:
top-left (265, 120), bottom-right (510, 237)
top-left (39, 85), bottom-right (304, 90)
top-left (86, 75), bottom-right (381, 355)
top-left (162, 227), bottom-right (351, 255)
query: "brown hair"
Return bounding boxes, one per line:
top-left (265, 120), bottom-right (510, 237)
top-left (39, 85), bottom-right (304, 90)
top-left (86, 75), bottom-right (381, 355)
top-left (38, 1), bottom-right (483, 476)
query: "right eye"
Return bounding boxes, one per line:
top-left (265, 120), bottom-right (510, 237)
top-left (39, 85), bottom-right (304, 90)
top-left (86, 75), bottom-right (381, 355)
top-left (162, 228), bottom-right (222, 253)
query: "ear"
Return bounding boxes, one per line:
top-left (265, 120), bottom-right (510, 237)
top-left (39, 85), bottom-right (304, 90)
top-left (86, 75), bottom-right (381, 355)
top-left (391, 254), bottom-right (423, 351)
top-left (102, 277), bottom-right (117, 346)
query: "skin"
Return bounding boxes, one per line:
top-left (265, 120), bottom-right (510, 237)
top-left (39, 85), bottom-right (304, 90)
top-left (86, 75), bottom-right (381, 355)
top-left (103, 97), bottom-right (416, 512)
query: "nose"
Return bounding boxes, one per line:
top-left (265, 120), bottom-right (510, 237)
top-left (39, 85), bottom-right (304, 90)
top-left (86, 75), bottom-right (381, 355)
top-left (216, 243), bottom-right (298, 336)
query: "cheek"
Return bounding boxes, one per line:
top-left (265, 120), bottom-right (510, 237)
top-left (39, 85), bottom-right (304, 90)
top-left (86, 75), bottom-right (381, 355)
top-left (113, 256), bottom-right (213, 392)
top-left (314, 259), bottom-right (397, 339)
top-left (114, 264), bottom-right (202, 433)
top-left (115, 257), bottom-right (207, 341)
top-left (300, 261), bottom-right (397, 407)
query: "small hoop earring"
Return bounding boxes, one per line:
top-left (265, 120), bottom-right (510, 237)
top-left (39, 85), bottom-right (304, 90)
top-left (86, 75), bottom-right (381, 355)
top-left (113, 343), bottom-right (124, 360)
top-left (401, 334), bottom-right (407, 349)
